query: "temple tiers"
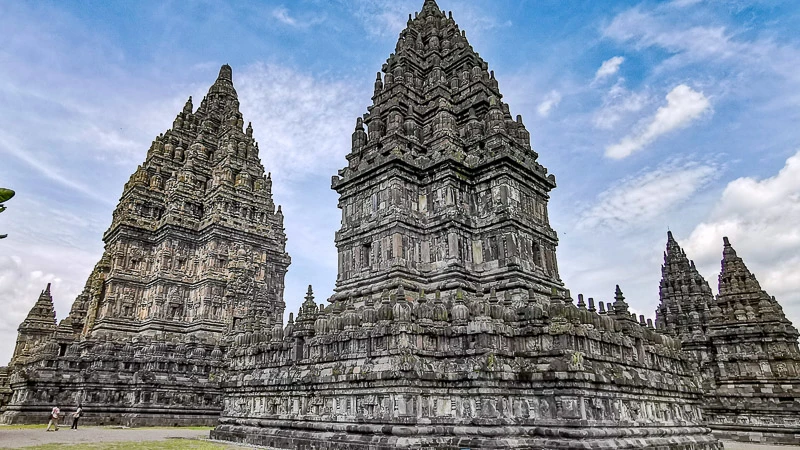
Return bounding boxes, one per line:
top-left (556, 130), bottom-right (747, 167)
top-left (0, 66), bottom-right (290, 426)
top-left (210, 1), bottom-right (720, 448)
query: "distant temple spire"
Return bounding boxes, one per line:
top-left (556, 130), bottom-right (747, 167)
top-left (656, 231), bottom-right (714, 337)
top-left (11, 283), bottom-right (57, 363)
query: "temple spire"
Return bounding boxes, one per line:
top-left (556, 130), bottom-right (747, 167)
top-left (719, 236), bottom-right (758, 295)
top-left (656, 231), bottom-right (714, 336)
top-left (218, 64), bottom-right (233, 82)
top-left (12, 283), bottom-right (58, 363)
top-left (22, 283), bottom-right (57, 326)
top-left (196, 64), bottom-right (240, 120)
top-left (420, 0), bottom-right (443, 15)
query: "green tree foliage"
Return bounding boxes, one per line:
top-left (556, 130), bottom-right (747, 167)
top-left (0, 187), bottom-right (15, 239)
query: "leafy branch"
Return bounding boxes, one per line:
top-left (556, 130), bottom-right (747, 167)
top-left (0, 188), bottom-right (15, 239)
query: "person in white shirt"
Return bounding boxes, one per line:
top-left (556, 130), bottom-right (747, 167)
top-left (45, 406), bottom-right (60, 431)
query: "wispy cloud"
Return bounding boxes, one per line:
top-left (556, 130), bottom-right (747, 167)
top-left (606, 84), bottom-right (711, 159)
top-left (594, 56), bottom-right (625, 82)
top-left (580, 158), bottom-right (720, 230)
top-left (537, 90), bottom-right (562, 117)
top-left (603, 6), bottom-right (800, 86)
top-left (347, 0), bottom-right (417, 38)
top-left (272, 6), bottom-right (298, 26)
top-left (0, 132), bottom-right (114, 205)
top-left (593, 80), bottom-right (649, 130)
top-left (236, 63), bottom-right (365, 186)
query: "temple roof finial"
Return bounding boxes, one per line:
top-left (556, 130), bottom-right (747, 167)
top-left (218, 64), bottom-right (233, 81)
top-left (422, 0), bottom-right (440, 11)
top-left (722, 236), bottom-right (737, 259)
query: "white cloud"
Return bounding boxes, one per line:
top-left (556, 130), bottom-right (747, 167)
top-left (670, 0), bottom-right (702, 7)
top-left (604, 9), bottom-right (736, 62)
top-left (594, 56), bottom-right (625, 81)
top-left (593, 80), bottom-right (649, 129)
top-left (348, 0), bottom-right (417, 38)
top-left (681, 150), bottom-right (800, 326)
top-left (537, 90), bottom-right (562, 117)
top-left (580, 158), bottom-right (719, 230)
top-left (272, 7), bottom-right (298, 26)
top-left (0, 226), bottom-right (102, 364)
top-left (236, 63), bottom-right (366, 187)
top-left (605, 84), bottom-right (711, 159)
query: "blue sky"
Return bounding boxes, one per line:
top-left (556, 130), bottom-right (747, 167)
top-left (2, 0), bottom-right (800, 363)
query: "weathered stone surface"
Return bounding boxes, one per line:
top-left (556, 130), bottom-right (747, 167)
top-left (211, 1), bottom-right (721, 448)
top-left (658, 234), bottom-right (800, 445)
top-left (0, 367), bottom-right (10, 409)
top-left (0, 66), bottom-right (290, 426)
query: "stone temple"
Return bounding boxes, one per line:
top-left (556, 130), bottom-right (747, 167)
top-left (1, 64), bottom-right (290, 426)
top-left (2, 0), bottom-right (799, 448)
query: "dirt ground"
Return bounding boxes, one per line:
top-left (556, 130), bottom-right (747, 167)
top-left (0, 426), bottom-right (228, 449)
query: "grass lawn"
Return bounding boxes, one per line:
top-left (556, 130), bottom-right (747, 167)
top-left (14, 439), bottom-right (241, 450)
top-left (0, 424), bottom-right (51, 430)
top-left (0, 425), bottom-right (213, 431)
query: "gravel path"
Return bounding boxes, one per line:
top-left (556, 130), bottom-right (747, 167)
top-left (0, 426), bottom-right (213, 449)
top-left (724, 443), bottom-right (800, 450)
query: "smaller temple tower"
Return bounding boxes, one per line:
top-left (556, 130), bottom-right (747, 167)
top-left (657, 234), bottom-right (800, 445)
top-left (704, 237), bottom-right (800, 444)
top-left (655, 232), bottom-right (715, 385)
top-left (11, 284), bottom-right (57, 364)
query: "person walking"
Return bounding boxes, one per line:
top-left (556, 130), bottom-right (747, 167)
top-left (45, 405), bottom-right (60, 431)
top-left (71, 405), bottom-right (82, 430)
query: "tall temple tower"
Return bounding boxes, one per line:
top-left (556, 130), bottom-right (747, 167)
top-left (213, 2), bottom-right (720, 449)
top-left (80, 64), bottom-right (289, 341)
top-left (332, 0), bottom-right (561, 304)
top-left (1, 66), bottom-right (290, 426)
